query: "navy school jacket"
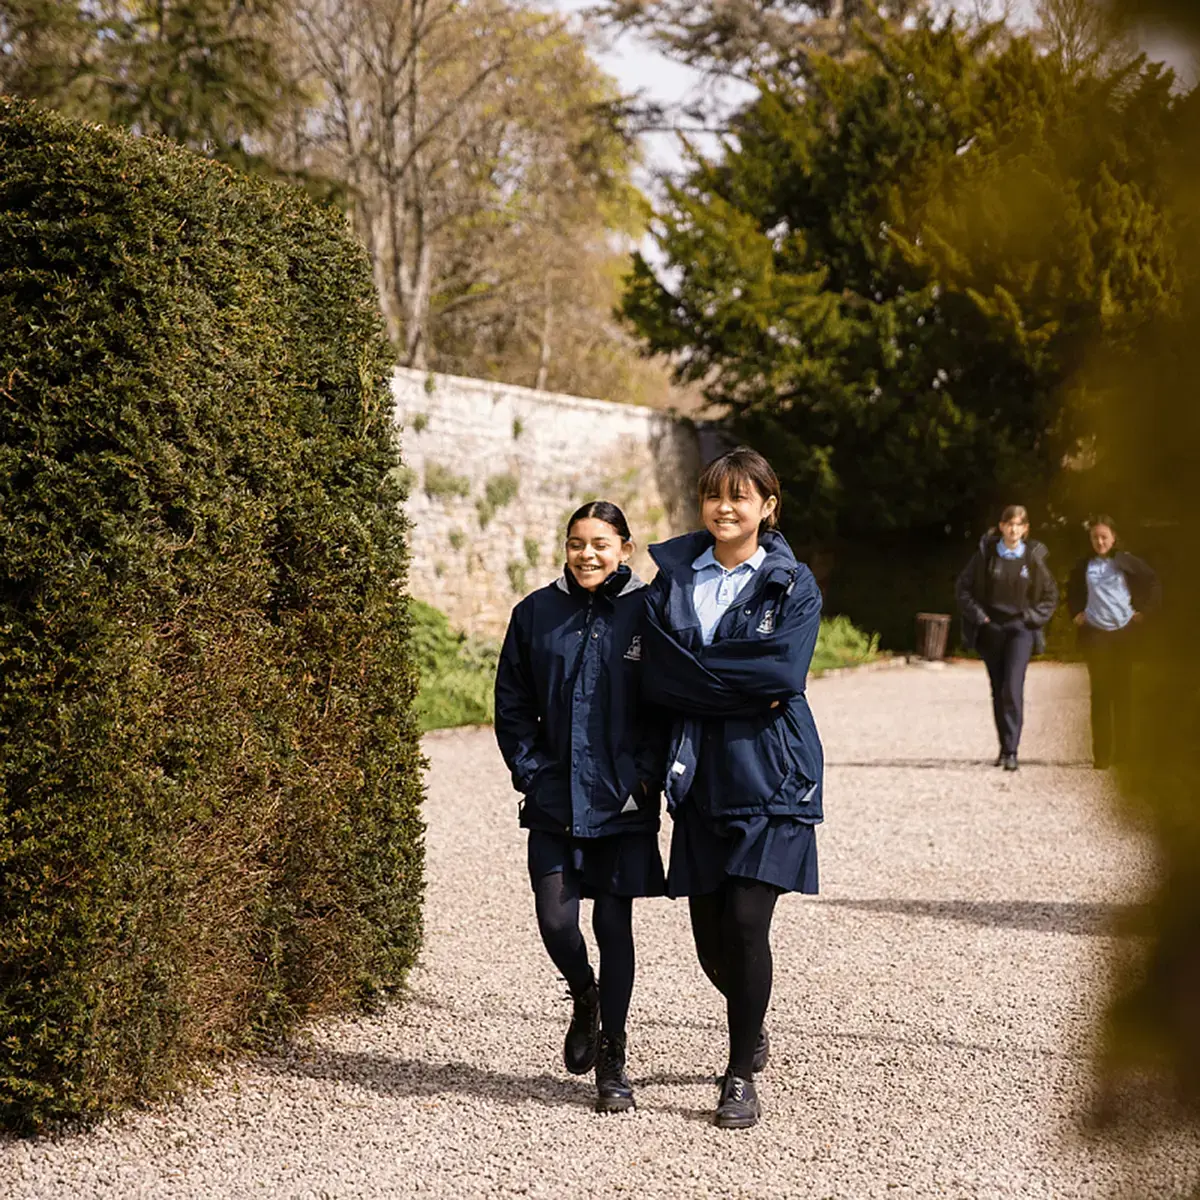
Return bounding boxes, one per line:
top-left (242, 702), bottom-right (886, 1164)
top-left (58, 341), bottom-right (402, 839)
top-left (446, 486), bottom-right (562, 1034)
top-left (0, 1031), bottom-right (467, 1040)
top-left (494, 564), bottom-right (666, 838)
top-left (956, 533), bottom-right (1058, 654)
top-left (642, 530), bottom-right (825, 824)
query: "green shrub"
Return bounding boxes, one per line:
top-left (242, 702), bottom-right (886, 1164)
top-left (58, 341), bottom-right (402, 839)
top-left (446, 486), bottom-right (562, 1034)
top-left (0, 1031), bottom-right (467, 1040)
top-left (477, 472), bottom-right (520, 528)
top-left (512, 417), bottom-right (525, 439)
top-left (507, 560), bottom-right (528, 594)
top-left (810, 616), bottom-right (882, 674)
top-left (0, 101), bottom-right (425, 1131)
top-left (410, 601), bottom-right (497, 732)
top-left (523, 536), bottom-right (540, 567)
top-left (410, 412), bottom-right (430, 433)
top-left (424, 461), bottom-right (470, 500)
top-left (448, 529), bottom-right (465, 551)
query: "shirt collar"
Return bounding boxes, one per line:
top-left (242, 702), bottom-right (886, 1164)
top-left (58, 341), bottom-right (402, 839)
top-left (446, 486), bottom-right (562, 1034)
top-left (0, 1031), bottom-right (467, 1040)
top-left (692, 544), bottom-right (767, 574)
top-left (996, 540), bottom-right (1026, 560)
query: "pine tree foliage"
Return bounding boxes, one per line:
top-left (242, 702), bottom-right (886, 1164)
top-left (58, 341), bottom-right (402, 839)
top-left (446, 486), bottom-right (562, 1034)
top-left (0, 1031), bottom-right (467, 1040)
top-left (622, 20), bottom-right (1184, 538)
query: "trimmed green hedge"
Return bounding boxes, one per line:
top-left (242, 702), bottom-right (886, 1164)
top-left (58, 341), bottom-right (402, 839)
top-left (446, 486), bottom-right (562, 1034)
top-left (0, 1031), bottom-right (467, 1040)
top-left (0, 101), bottom-right (425, 1131)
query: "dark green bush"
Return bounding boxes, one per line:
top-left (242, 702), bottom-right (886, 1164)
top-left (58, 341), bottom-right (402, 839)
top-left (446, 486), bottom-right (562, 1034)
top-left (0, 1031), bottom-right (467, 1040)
top-left (0, 100), bottom-right (425, 1131)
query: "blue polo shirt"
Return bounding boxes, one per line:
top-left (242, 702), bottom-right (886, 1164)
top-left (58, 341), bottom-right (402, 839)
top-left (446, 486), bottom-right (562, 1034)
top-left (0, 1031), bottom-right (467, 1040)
top-left (691, 544), bottom-right (766, 646)
top-left (1085, 556), bottom-right (1134, 631)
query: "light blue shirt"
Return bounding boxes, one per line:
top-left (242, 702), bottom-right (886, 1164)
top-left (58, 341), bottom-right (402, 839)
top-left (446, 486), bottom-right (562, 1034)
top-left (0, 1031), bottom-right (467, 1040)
top-left (691, 545), bottom-right (766, 646)
top-left (1085, 556), bottom-right (1134, 631)
top-left (996, 540), bottom-right (1026, 560)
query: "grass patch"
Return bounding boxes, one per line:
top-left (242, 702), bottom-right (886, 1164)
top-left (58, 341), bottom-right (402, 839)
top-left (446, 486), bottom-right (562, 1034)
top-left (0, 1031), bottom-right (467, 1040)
top-left (411, 600), bottom-right (498, 732)
top-left (810, 615), bottom-right (882, 674)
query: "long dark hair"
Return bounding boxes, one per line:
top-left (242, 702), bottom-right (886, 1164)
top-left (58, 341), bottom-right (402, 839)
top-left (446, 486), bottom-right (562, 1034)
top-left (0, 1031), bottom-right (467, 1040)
top-left (566, 500), bottom-right (632, 543)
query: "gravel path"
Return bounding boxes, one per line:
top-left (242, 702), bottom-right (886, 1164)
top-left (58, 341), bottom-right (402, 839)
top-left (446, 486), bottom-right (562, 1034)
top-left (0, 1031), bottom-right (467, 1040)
top-left (5, 661), bottom-right (1199, 1199)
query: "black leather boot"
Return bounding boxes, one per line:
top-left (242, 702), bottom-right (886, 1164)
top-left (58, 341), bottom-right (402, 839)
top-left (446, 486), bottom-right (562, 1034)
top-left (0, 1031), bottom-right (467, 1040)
top-left (594, 1032), bottom-right (635, 1113)
top-left (563, 975), bottom-right (600, 1075)
top-left (752, 1025), bottom-right (770, 1073)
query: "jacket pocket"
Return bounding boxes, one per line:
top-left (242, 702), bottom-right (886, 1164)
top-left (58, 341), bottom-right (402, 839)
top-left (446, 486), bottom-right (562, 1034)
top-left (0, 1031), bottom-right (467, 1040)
top-left (702, 712), bottom-right (792, 812)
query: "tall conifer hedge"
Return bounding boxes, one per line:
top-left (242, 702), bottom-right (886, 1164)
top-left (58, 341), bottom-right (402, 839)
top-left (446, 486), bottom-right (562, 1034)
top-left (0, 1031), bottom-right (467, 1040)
top-left (0, 100), bottom-right (425, 1131)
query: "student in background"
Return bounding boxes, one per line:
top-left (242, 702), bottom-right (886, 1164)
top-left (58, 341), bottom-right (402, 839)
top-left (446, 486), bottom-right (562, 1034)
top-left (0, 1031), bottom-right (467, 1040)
top-left (1067, 515), bottom-right (1161, 768)
top-left (956, 505), bottom-right (1059, 771)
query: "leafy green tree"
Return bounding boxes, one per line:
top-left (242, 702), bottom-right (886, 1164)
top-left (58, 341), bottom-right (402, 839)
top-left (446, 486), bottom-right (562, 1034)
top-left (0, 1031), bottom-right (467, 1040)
top-left (0, 0), bottom-right (298, 159)
top-left (601, 0), bottom-right (930, 80)
top-left (622, 20), bottom-right (1182, 540)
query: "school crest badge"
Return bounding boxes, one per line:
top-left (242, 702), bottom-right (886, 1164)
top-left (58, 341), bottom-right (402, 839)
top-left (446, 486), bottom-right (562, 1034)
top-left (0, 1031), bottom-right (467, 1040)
top-left (623, 635), bottom-right (642, 661)
top-left (756, 609), bottom-right (775, 635)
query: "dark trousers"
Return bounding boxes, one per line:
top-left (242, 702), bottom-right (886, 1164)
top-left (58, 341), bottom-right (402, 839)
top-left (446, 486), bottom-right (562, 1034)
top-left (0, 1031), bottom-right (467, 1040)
top-left (1081, 624), bottom-right (1135, 766)
top-left (977, 620), bottom-right (1035, 755)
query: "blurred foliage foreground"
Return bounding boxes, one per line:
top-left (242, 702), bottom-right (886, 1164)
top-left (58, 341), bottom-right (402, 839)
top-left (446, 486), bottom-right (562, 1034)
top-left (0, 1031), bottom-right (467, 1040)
top-left (1088, 0), bottom-right (1200, 1176)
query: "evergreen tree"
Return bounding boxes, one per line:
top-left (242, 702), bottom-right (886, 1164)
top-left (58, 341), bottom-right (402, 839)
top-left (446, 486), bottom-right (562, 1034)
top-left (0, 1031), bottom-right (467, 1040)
top-left (622, 20), bottom-right (1183, 539)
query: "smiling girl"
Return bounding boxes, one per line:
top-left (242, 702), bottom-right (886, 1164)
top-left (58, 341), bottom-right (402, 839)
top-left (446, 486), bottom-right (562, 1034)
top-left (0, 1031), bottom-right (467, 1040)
top-left (494, 501), bottom-right (666, 1113)
top-left (641, 447), bottom-right (825, 1130)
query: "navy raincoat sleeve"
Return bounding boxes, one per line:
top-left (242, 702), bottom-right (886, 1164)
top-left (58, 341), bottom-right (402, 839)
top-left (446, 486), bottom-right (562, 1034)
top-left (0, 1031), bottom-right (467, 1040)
top-left (494, 605), bottom-right (551, 792)
top-left (956, 551), bottom-right (989, 628)
top-left (641, 574), bottom-right (767, 717)
top-left (698, 568), bottom-right (821, 698)
top-left (642, 566), bottom-right (821, 714)
top-left (633, 701), bottom-right (671, 796)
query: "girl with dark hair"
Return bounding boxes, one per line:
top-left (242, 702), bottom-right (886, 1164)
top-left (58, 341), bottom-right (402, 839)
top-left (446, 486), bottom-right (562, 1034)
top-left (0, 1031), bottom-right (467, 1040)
top-left (494, 500), bottom-right (666, 1114)
top-left (641, 447), bottom-right (824, 1130)
top-left (1067, 515), bottom-right (1161, 768)
top-left (956, 505), bottom-right (1059, 770)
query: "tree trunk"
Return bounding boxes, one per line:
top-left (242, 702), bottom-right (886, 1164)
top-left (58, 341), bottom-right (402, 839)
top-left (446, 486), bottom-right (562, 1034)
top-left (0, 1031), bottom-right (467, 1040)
top-left (534, 275), bottom-right (553, 391)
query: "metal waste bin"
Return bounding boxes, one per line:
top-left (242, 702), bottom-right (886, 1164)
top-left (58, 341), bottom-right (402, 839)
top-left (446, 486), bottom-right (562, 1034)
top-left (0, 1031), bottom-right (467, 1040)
top-left (915, 612), bottom-right (952, 661)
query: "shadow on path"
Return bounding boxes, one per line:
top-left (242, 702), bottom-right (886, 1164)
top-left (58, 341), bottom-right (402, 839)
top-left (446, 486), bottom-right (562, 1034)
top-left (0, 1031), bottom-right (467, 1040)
top-left (264, 1049), bottom-right (718, 1120)
top-left (265, 1050), bottom-right (590, 1108)
top-left (827, 757), bottom-right (1094, 770)
top-left (820, 897), bottom-right (1147, 936)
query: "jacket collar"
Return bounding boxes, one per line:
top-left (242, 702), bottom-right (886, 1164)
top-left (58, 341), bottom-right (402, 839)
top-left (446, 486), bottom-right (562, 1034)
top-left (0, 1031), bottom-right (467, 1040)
top-left (650, 529), bottom-right (797, 587)
top-left (980, 532), bottom-right (1048, 563)
top-left (553, 563), bottom-right (645, 599)
top-left (691, 543), bottom-right (767, 574)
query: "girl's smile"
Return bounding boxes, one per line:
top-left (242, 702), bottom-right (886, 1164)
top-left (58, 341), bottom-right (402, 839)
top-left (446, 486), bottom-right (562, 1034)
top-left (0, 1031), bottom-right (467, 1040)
top-left (566, 518), bottom-right (631, 591)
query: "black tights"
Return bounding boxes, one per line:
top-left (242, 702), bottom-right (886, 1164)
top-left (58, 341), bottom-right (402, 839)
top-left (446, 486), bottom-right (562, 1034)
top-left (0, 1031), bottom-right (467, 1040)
top-left (688, 878), bottom-right (779, 1079)
top-left (533, 871), bottom-right (635, 1039)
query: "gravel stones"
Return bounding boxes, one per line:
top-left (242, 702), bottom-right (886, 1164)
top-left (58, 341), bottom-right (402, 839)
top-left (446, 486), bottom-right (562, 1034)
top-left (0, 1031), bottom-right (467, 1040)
top-left (4, 662), bottom-right (1198, 1198)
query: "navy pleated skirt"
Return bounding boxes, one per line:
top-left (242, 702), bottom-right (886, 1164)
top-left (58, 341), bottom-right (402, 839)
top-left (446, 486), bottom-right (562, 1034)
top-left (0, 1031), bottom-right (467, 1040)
top-left (527, 830), bottom-right (666, 898)
top-left (667, 801), bottom-right (819, 898)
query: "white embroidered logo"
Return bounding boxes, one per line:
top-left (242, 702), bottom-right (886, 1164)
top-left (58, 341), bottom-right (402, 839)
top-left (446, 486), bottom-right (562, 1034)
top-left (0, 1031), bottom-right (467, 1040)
top-left (623, 634), bottom-right (642, 661)
top-left (1020, 565), bottom-right (1030, 579)
top-left (756, 609), bottom-right (775, 635)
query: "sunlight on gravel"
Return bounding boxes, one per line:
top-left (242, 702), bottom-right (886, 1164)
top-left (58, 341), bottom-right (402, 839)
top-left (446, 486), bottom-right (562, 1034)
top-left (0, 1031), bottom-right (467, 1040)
top-left (4, 662), bottom-right (1199, 1199)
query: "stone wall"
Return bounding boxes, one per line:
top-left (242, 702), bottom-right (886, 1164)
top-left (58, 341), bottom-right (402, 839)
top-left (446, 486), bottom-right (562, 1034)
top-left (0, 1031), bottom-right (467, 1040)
top-left (391, 367), bottom-right (703, 638)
